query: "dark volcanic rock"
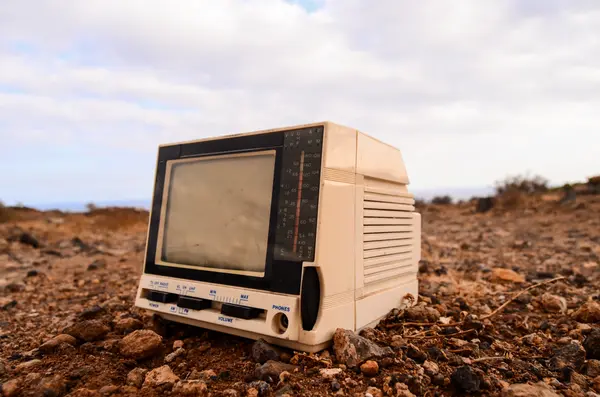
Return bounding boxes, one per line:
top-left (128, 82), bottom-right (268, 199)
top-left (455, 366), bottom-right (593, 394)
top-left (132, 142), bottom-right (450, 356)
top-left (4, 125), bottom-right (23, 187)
top-left (333, 328), bottom-right (394, 368)
top-left (251, 339), bottom-right (282, 364)
top-left (87, 259), bottom-right (107, 271)
top-left (476, 197), bottom-right (495, 213)
top-left (19, 232), bottom-right (40, 248)
top-left (548, 341), bottom-right (586, 371)
top-left (254, 361), bottom-right (297, 382)
top-left (584, 328), bottom-right (600, 360)
top-left (451, 366), bottom-right (481, 394)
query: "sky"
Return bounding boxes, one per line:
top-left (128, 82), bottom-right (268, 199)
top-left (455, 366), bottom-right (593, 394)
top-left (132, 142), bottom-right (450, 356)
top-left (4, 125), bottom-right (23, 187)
top-left (1, 0), bottom-right (600, 207)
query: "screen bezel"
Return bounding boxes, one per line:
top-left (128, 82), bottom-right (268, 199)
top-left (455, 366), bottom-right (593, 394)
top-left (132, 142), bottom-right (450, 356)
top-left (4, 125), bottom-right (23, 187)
top-left (143, 130), bottom-right (308, 295)
top-left (155, 149), bottom-right (277, 278)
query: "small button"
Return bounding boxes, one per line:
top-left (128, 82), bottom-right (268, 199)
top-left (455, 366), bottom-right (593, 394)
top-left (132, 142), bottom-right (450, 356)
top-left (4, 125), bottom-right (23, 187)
top-left (147, 290), bottom-right (178, 303)
top-left (221, 304), bottom-right (262, 319)
top-left (177, 296), bottom-right (212, 310)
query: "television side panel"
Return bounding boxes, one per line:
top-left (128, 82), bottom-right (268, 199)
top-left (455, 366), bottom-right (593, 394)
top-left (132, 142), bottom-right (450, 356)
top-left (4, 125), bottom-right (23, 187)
top-left (353, 131), bottom-right (419, 329)
top-left (356, 131), bottom-right (409, 184)
top-left (322, 122), bottom-right (357, 173)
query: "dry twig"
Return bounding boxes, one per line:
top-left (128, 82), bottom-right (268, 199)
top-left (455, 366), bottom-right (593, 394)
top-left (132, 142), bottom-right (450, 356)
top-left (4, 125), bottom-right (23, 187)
top-left (386, 276), bottom-right (566, 329)
top-left (471, 356), bottom-right (507, 363)
top-left (403, 329), bottom-right (476, 340)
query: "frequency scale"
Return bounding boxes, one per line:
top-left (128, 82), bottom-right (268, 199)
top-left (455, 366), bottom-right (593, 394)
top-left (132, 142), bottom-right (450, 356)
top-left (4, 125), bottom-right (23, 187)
top-left (275, 127), bottom-right (324, 262)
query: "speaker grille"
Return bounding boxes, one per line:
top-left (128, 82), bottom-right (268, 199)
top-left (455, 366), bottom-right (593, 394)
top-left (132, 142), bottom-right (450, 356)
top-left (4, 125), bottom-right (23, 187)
top-left (363, 188), bottom-right (416, 288)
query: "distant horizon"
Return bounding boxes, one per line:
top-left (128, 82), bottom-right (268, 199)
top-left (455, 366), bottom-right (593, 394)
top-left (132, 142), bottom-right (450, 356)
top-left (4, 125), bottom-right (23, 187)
top-left (8, 185), bottom-right (497, 211)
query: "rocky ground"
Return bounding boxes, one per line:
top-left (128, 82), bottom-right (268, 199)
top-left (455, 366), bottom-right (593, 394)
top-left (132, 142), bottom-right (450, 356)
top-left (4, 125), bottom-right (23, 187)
top-left (1, 193), bottom-right (600, 397)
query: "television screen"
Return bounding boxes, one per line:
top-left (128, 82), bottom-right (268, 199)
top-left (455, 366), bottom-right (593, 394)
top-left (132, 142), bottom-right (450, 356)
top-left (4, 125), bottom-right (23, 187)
top-left (158, 150), bottom-right (276, 275)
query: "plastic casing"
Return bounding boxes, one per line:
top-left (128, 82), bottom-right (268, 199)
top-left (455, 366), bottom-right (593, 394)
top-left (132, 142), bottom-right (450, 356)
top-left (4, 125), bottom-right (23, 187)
top-left (134, 121), bottom-right (421, 352)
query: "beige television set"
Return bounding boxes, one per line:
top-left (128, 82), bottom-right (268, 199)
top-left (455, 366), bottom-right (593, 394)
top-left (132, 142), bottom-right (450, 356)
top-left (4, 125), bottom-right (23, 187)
top-left (134, 121), bottom-right (421, 352)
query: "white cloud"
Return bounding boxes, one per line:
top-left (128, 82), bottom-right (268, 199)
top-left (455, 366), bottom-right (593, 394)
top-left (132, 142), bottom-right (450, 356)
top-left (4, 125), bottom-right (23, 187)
top-left (1, 0), bottom-right (600, 204)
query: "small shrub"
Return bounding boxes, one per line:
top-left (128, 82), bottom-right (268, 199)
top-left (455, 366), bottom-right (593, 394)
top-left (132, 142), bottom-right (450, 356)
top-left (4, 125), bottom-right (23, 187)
top-left (431, 195), bottom-right (453, 205)
top-left (499, 189), bottom-right (524, 209)
top-left (588, 175), bottom-right (600, 186)
top-left (413, 199), bottom-right (427, 209)
top-left (494, 173), bottom-right (549, 195)
top-left (0, 200), bottom-right (15, 223)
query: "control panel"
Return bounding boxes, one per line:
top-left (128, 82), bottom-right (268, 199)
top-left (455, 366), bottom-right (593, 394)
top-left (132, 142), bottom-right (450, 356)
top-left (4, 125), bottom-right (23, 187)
top-left (274, 126), bottom-right (324, 262)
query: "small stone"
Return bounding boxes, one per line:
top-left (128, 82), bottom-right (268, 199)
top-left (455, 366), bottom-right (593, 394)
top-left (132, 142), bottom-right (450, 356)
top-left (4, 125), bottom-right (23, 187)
top-left (18, 232), bottom-right (40, 248)
top-left (0, 298), bottom-right (17, 311)
top-left (251, 339), bottom-right (282, 364)
top-left (395, 383), bottom-right (417, 397)
top-left (119, 329), bottom-right (163, 360)
top-left (360, 360), bottom-right (379, 377)
top-left (87, 259), bottom-right (107, 271)
top-left (516, 292), bottom-right (533, 304)
top-left (585, 329), bottom-right (600, 359)
top-left (172, 380), bottom-right (208, 396)
top-left (143, 365), bottom-right (180, 389)
top-left (593, 377), bottom-right (600, 393)
top-left (98, 385), bottom-right (119, 395)
top-left (366, 387), bottom-right (383, 397)
top-left (331, 380), bottom-right (341, 391)
top-left (126, 368), bottom-right (148, 388)
top-left (407, 344), bottom-right (428, 363)
top-left (36, 375), bottom-right (67, 397)
top-left (68, 389), bottom-right (101, 397)
top-left (64, 320), bottom-right (110, 342)
top-left (173, 340), bottom-right (184, 350)
top-left (279, 371), bottom-right (291, 383)
top-left (197, 342), bottom-right (211, 353)
top-left (15, 359), bottom-right (42, 371)
top-left (4, 282), bottom-right (25, 293)
top-left (587, 360), bottom-right (600, 378)
top-left (570, 371), bottom-right (589, 390)
top-left (540, 293), bottom-right (568, 314)
top-left (432, 374), bottom-right (446, 386)
top-left (165, 348), bottom-right (185, 363)
top-left (548, 341), bottom-right (586, 372)
top-left (404, 306), bottom-right (441, 323)
top-left (1, 379), bottom-right (21, 397)
top-left (79, 305), bottom-right (107, 320)
top-left (491, 268), bottom-right (525, 283)
top-left (254, 361), bottom-right (297, 382)
top-left (222, 389), bottom-right (238, 397)
top-left (501, 382), bottom-right (560, 396)
top-left (114, 318), bottom-right (144, 334)
top-left (391, 335), bottom-right (407, 348)
top-left (523, 333), bottom-right (544, 346)
top-left (248, 381), bottom-right (269, 396)
top-left (189, 369), bottom-right (217, 382)
top-left (451, 366), bottom-right (481, 394)
top-left (333, 328), bottom-right (393, 368)
top-left (573, 301), bottom-right (600, 323)
top-left (247, 388), bottom-right (259, 397)
top-left (39, 334), bottom-right (77, 353)
top-left (422, 360), bottom-right (439, 377)
top-left (320, 368), bottom-right (343, 379)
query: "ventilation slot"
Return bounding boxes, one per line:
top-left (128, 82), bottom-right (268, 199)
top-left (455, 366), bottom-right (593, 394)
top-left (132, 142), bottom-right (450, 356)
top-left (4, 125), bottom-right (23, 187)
top-left (363, 190), bottom-right (416, 289)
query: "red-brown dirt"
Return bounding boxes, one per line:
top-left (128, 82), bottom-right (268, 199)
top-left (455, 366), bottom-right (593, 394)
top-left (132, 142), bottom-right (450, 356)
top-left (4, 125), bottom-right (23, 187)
top-left (1, 194), bottom-right (599, 396)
